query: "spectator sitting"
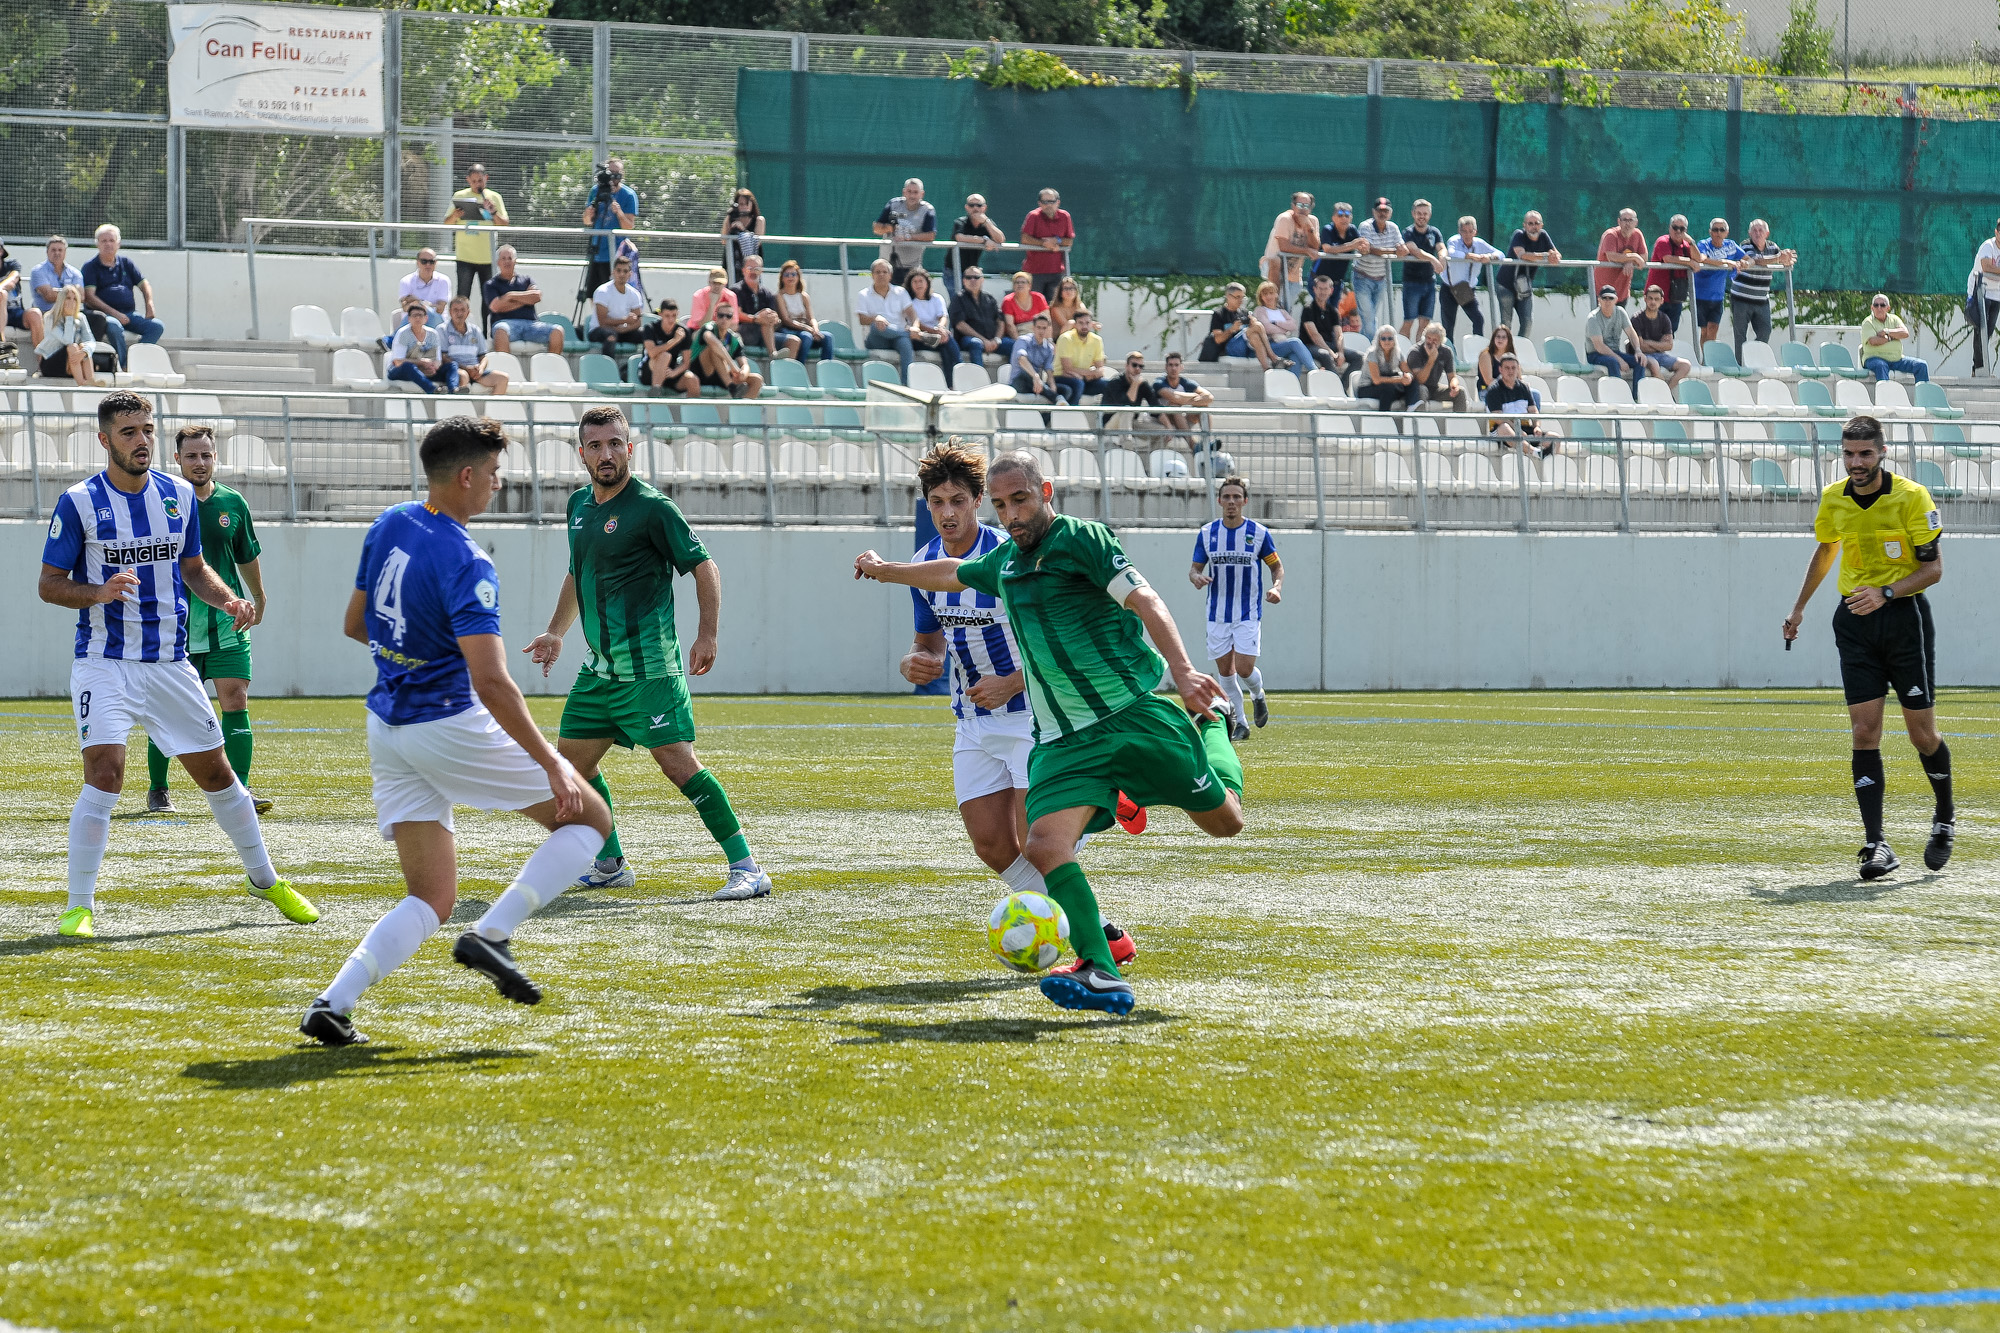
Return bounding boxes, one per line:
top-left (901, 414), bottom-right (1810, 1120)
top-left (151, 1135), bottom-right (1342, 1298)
top-left (1497, 211), bottom-right (1560, 338)
top-left (856, 258), bottom-right (917, 382)
top-left (904, 269), bottom-right (959, 372)
top-left (590, 255), bottom-right (647, 354)
top-left (1584, 285), bottom-right (1644, 390)
top-left (1351, 198), bottom-right (1403, 340)
top-left (30, 236), bottom-right (81, 322)
top-left (1010, 312), bottom-right (1067, 406)
top-left (772, 261), bottom-right (834, 363)
top-left (1970, 218), bottom-right (2000, 374)
top-left (946, 193), bottom-right (1005, 298)
top-left (1098, 350), bottom-right (1163, 431)
top-left (580, 158), bottom-right (638, 297)
top-left (1153, 351), bottom-right (1214, 446)
top-left (0, 241), bottom-right (46, 347)
top-left (687, 267), bottom-right (741, 329)
top-left (1263, 192), bottom-right (1321, 308)
top-left (1484, 353), bottom-right (1549, 454)
top-left (1313, 201), bottom-right (1365, 307)
top-left (1441, 214), bottom-right (1501, 343)
top-left (1728, 218), bottom-right (1794, 357)
top-left (398, 248), bottom-right (452, 322)
top-left (81, 224), bottom-right (163, 368)
top-left (1407, 323), bottom-right (1466, 412)
top-left (36, 285), bottom-right (95, 383)
top-left (439, 296), bottom-right (508, 394)
top-left (874, 177), bottom-right (937, 290)
top-left (949, 266), bottom-right (1012, 371)
top-left (1020, 189), bottom-right (1075, 301)
top-left (1299, 273), bottom-right (1359, 383)
top-left (1054, 308), bottom-right (1110, 400)
top-left (1648, 214), bottom-right (1698, 333)
top-left (387, 300), bottom-right (459, 394)
top-left (442, 163), bottom-right (508, 330)
top-left (1399, 198), bottom-right (1447, 340)
top-left (641, 297), bottom-right (699, 394)
top-left (1251, 279), bottom-right (1316, 379)
top-left (1000, 270), bottom-right (1048, 342)
top-left (1694, 218), bottom-right (1744, 349)
top-left (1593, 208), bottom-right (1648, 304)
top-left (1477, 323), bottom-right (1518, 393)
top-left (731, 254), bottom-right (785, 360)
top-left (721, 186), bottom-right (764, 278)
top-left (1203, 282), bottom-right (1275, 367)
top-left (1858, 294), bottom-right (1929, 383)
top-left (1354, 325), bottom-right (1414, 411)
top-left (693, 305), bottom-right (762, 399)
top-left (485, 246), bottom-right (564, 355)
top-left (1631, 285), bottom-right (1689, 387)
top-left (1047, 276), bottom-right (1085, 342)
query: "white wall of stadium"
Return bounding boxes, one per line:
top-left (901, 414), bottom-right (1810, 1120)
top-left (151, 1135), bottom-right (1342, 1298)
top-left (11, 520), bottom-right (2000, 696)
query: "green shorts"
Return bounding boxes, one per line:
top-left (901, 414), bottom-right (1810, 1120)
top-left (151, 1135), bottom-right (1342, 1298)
top-left (189, 643), bottom-right (252, 683)
top-left (559, 671), bottom-right (695, 750)
top-left (1025, 693), bottom-right (1229, 834)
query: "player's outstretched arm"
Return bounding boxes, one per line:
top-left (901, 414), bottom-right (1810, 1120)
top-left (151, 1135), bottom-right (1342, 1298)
top-left (463, 632), bottom-right (585, 819)
top-left (689, 558), bottom-right (721, 676)
top-left (39, 563), bottom-right (137, 610)
top-left (524, 573), bottom-right (580, 676)
top-left (853, 550), bottom-right (967, 592)
top-left (1127, 584), bottom-right (1227, 721)
top-left (180, 555), bottom-right (254, 631)
top-left (1783, 541), bottom-right (1840, 642)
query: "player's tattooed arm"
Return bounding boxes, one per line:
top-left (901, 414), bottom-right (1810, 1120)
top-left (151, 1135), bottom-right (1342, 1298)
top-left (1126, 584), bottom-right (1228, 722)
top-left (852, 551), bottom-right (967, 592)
top-left (38, 563), bottom-right (138, 610)
top-left (689, 558), bottom-right (721, 676)
top-left (901, 629), bottom-right (946, 685)
top-left (524, 574), bottom-right (581, 676)
top-left (180, 555), bottom-right (254, 631)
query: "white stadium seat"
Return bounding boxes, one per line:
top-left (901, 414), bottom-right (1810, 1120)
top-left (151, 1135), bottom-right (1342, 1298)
top-left (332, 348), bottom-right (388, 392)
top-left (125, 344), bottom-right (185, 389)
top-left (339, 307), bottom-right (387, 345)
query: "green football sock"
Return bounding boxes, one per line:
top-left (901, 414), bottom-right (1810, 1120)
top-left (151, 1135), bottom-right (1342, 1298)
top-left (1200, 714), bottom-right (1244, 797)
top-left (1044, 861), bottom-right (1117, 976)
top-left (586, 772), bottom-right (624, 861)
top-left (145, 738), bottom-right (170, 791)
top-left (220, 709), bottom-right (254, 785)
top-left (679, 767), bottom-right (752, 865)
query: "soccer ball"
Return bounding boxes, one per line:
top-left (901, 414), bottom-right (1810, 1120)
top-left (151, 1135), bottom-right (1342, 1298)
top-left (987, 891), bottom-right (1070, 973)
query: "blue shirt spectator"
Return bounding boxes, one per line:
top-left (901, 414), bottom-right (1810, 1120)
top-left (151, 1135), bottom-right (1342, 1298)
top-left (1695, 233), bottom-right (1744, 303)
top-left (30, 238), bottom-right (82, 314)
top-left (581, 162), bottom-right (640, 264)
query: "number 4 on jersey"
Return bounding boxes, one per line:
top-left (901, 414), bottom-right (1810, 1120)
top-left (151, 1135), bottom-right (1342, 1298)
top-left (374, 547), bottom-right (412, 645)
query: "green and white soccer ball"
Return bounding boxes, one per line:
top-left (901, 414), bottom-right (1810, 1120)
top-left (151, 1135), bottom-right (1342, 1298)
top-left (987, 890), bottom-right (1070, 973)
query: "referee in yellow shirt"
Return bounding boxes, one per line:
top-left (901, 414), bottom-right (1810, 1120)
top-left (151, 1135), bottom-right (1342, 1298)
top-left (1783, 415), bottom-right (1952, 879)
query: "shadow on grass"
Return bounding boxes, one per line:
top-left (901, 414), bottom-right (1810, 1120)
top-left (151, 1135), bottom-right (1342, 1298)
top-left (833, 1009), bottom-right (1178, 1045)
top-left (182, 1046), bottom-right (537, 1090)
top-left (0, 920), bottom-right (281, 959)
top-left (774, 975), bottom-right (1041, 1011)
top-left (1749, 874), bottom-right (1937, 904)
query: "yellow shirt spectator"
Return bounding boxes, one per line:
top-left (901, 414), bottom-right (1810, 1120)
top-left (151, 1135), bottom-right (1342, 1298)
top-left (1857, 313), bottom-right (1906, 363)
top-left (1054, 327), bottom-right (1104, 379)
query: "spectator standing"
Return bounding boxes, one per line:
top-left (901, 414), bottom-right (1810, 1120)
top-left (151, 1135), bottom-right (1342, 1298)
top-left (1406, 323), bottom-right (1466, 412)
top-left (693, 304), bottom-right (763, 399)
top-left (30, 236), bottom-right (81, 319)
top-left (1476, 323), bottom-right (1518, 393)
top-left (1398, 199), bottom-right (1447, 341)
top-left (1648, 215), bottom-right (1698, 333)
top-left (1153, 352), bottom-right (1213, 445)
top-left (1000, 271), bottom-right (1048, 341)
top-left (1019, 189), bottom-right (1074, 301)
top-left (438, 296), bottom-right (508, 394)
top-left (1630, 285), bottom-right (1689, 387)
top-left (1351, 198), bottom-right (1403, 339)
top-left (441, 163), bottom-right (509, 330)
top-left (1694, 218), bottom-right (1744, 350)
top-left (1593, 209), bottom-right (1648, 303)
top-left (1441, 215), bottom-right (1501, 343)
top-left (874, 178), bottom-right (937, 289)
top-left (580, 159), bottom-right (639, 297)
top-left (1098, 351), bottom-right (1163, 432)
top-left (772, 260), bottom-right (834, 363)
top-left (1, 242), bottom-right (46, 347)
top-left (1354, 325), bottom-right (1413, 412)
top-left (485, 246), bottom-right (564, 355)
top-left (731, 254), bottom-right (786, 360)
top-left (1583, 285), bottom-right (1644, 389)
top-left (905, 269), bottom-right (960, 373)
top-left (1053, 308), bottom-right (1109, 399)
top-left (1010, 312), bottom-right (1065, 406)
top-left (1858, 295), bottom-right (1929, 383)
top-left (397, 249), bottom-right (452, 323)
top-left (590, 254), bottom-right (647, 354)
top-left (686, 266), bottom-right (741, 329)
top-left (1728, 218), bottom-right (1794, 357)
top-left (1204, 282), bottom-right (1276, 369)
top-left (949, 266), bottom-right (1012, 371)
top-left (80, 224), bottom-right (163, 368)
top-left (1047, 276), bottom-right (1085, 341)
top-left (1497, 211), bottom-right (1560, 338)
top-left (721, 187), bottom-right (764, 279)
top-left (1483, 354), bottom-right (1548, 454)
top-left (946, 194), bottom-right (1005, 298)
top-left (856, 258), bottom-right (916, 382)
top-left (1251, 280), bottom-right (1315, 379)
top-left (1313, 202), bottom-right (1364, 304)
top-left (36, 285), bottom-right (95, 382)
top-left (1262, 192), bottom-right (1321, 308)
top-left (1299, 273), bottom-right (1358, 381)
top-left (641, 298), bottom-right (699, 394)
top-left (386, 300), bottom-right (458, 394)
top-left (1970, 219), bottom-right (2000, 373)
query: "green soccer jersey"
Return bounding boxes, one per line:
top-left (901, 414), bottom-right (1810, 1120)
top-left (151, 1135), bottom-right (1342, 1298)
top-left (956, 514), bottom-right (1164, 744)
top-left (566, 478), bottom-right (711, 682)
top-left (186, 483), bottom-right (260, 655)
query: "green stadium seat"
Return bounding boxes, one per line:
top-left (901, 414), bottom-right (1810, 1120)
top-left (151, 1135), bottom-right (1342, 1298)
top-left (775, 404), bottom-right (831, 441)
top-left (1539, 337), bottom-right (1587, 375)
top-left (770, 358), bottom-right (826, 400)
top-left (823, 320), bottom-right (872, 362)
top-left (1749, 457), bottom-right (1800, 497)
top-left (1816, 343), bottom-right (1872, 380)
top-left (1795, 380), bottom-right (1845, 417)
top-left (543, 314), bottom-right (578, 344)
top-left (1677, 379), bottom-right (1728, 417)
top-left (859, 361), bottom-right (901, 391)
top-left (1651, 419), bottom-right (1706, 456)
top-left (645, 402), bottom-right (690, 440)
top-left (625, 353), bottom-right (650, 392)
top-left (1779, 341), bottom-right (1831, 377)
top-left (816, 360), bottom-right (867, 401)
top-left (580, 352), bottom-right (636, 396)
top-left (1913, 457), bottom-right (1960, 499)
top-left (823, 404), bottom-right (874, 443)
top-left (1773, 420), bottom-right (1816, 458)
top-left (1702, 341), bottom-right (1755, 378)
top-left (680, 402), bottom-right (732, 439)
top-left (1915, 382), bottom-right (1964, 420)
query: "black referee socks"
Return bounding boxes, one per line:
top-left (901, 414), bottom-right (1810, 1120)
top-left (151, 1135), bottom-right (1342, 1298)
top-left (1852, 749), bottom-right (1886, 843)
top-left (1922, 740), bottom-right (1955, 824)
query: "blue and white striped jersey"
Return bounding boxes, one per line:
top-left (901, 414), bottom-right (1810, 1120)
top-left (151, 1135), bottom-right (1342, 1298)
top-left (912, 524), bottom-right (1027, 721)
top-left (1192, 518), bottom-right (1278, 624)
top-left (42, 470), bottom-right (202, 661)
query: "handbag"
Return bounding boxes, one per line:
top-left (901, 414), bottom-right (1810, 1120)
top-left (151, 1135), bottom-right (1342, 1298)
top-left (1512, 271), bottom-right (1534, 300)
top-left (1449, 280), bottom-right (1477, 307)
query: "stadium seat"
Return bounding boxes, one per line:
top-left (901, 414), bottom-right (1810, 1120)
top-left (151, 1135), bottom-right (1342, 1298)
top-left (1739, 340), bottom-right (1793, 379)
top-left (1264, 368), bottom-right (1305, 405)
top-left (731, 441), bottom-right (768, 477)
top-left (1056, 446), bottom-right (1100, 482)
top-left (1748, 456), bottom-right (1800, 497)
top-left (822, 321), bottom-right (871, 362)
top-left (679, 402), bottom-right (729, 440)
top-left (824, 404), bottom-right (873, 444)
top-left (773, 439), bottom-right (822, 479)
top-left (218, 433), bottom-right (283, 481)
top-left (773, 403), bottom-right (830, 442)
top-left (1915, 382), bottom-right (1963, 420)
top-left (580, 353), bottom-right (635, 396)
top-left (1539, 337), bottom-right (1588, 375)
top-left (1635, 378), bottom-right (1686, 415)
top-left (1816, 342), bottom-right (1872, 380)
top-left (1556, 375), bottom-right (1595, 409)
top-left (1725, 419), bottom-right (1772, 458)
top-left (770, 358), bottom-right (825, 399)
top-left (1702, 341), bottom-right (1755, 378)
top-left (1871, 380), bottom-right (1926, 419)
top-left (1677, 379), bottom-right (1727, 417)
top-left (816, 360), bottom-right (865, 402)
top-left (332, 348), bottom-right (388, 392)
top-left (1149, 448), bottom-right (1191, 482)
top-left (339, 307), bottom-right (387, 345)
top-left (1948, 458), bottom-right (1990, 495)
top-left (170, 393), bottom-right (235, 437)
top-left (729, 402), bottom-right (770, 438)
top-left (1304, 368), bottom-right (1350, 404)
top-left (1103, 447), bottom-right (1151, 489)
top-left (124, 344), bottom-right (184, 389)
top-left (542, 314), bottom-right (579, 345)
top-left (860, 361), bottom-right (901, 391)
top-left (907, 362), bottom-right (950, 394)
top-left (826, 440), bottom-right (875, 479)
top-left (1833, 378), bottom-right (1875, 412)
top-left (1912, 457), bottom-right (1959, 498)
top-left (949, 362), bottom-right (992, 390)
top-left (1930, 422), bottom-right (1969, 449)
top-left (1714, 378), bottom-right (1769, 416)
top-left (679, 438), bottom-right (733, 478)
top-left (1594, 376), bottom-right (1637, 413)
top-left (1370, 450), bottom-right (1416, 493)
top-left (1458, 334), bottom-right (1487, 367)
top-left (1795, 379), bottom-right (1844, 417)
top-left (1755, 379), bottom-right (1805, 415)
top-left (1780, 342), bottom-right (1831, 377)
top-left (527, 352), bottom-right (575, 393)
top-left (534, 437), bottom-right (587, 482)
top-left (290, 304), bottom-right (345, 348)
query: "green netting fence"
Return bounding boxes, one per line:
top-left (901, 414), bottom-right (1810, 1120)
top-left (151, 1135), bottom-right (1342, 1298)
top-left (738, 71), bottom-right (2000, 295)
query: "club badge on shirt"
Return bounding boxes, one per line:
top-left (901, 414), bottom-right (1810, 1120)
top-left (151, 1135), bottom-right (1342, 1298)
top-left (1884, 540), bottom-right (1902, 559)
top-left (604, 516), bottom-right (619, 533)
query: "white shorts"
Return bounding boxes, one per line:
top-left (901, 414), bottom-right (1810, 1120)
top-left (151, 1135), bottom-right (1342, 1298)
top-left (70, 656), bottom-right (222, 756)
top-left (1205, 620), bottom-right (1262, 660)
top-left (367, 705), bottom-right (555, 839)
top-left (951, 711), bottom-right (1034, 805)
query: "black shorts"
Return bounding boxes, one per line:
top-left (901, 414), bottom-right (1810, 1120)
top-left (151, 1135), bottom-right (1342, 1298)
top-left (1832, 595), bottom-right (1935, 710)
top-left (1695, 298), bottom-right (1724, 328)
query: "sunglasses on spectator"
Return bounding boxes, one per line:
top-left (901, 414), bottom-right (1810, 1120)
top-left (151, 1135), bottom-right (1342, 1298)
top-left (418, 257), bottom-right (437, 264)
top-left (1335, 208), bottom-right (1352, 216)
top-left (1872, 300), bottom-right (1889, 307)
top-left (1670, 223), bottom-right (1687, 231)
top-left (1710, 225), bottom-right (1727, 232)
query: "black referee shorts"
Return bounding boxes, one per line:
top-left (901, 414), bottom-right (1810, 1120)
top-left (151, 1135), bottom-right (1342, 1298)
top-left (1832, 595), bottom-right (1935, 710)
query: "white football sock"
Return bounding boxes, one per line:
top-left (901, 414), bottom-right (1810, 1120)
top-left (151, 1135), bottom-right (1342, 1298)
top-left (475, 824), bottom-right (603, 942)
top-left (321, 895), bottom-right (440, 1014)
top-left (67, 784), bottom-right (120, 909)
top-left (1245, 667), bottom-right (1266, 700)
top-left (203, 782), bottom-right (276, 889)
top-left (1217, 673), bottom-right (1246, 722)
top-left (999, 854), bottom-right (1047, 895)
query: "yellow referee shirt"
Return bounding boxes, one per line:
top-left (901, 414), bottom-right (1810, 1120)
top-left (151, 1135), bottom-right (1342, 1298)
top-left (1812, 470), bottom-right (1941, 595)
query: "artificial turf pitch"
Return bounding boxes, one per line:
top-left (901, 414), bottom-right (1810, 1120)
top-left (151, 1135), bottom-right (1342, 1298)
top-left (0, 690), bottom-right (1995, 1333)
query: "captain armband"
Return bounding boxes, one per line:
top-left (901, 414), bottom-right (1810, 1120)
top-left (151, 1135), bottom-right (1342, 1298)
top-left (1914, 538), bottom-right (1939, 562)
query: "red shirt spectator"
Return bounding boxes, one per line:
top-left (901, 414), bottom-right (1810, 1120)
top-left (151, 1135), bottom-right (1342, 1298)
top-left (1000, 273), bottom-right (1049, 336)
top-left (1648, 216), bottom-right (1697, 308)
top-left (1020, 189), bottom-right (1074, 295)
top-left (1593, 210), bottom-right (1648, 301)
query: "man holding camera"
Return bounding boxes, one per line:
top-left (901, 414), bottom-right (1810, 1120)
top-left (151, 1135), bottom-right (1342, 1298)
top-left (580, 159), bottom-right (640, 297)
top-left (443, 163), bottom-right (510, 331)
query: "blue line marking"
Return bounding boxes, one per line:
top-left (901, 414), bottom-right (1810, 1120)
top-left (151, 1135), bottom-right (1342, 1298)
top-left (1241, 1286), bottom-right (2000, 1333)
